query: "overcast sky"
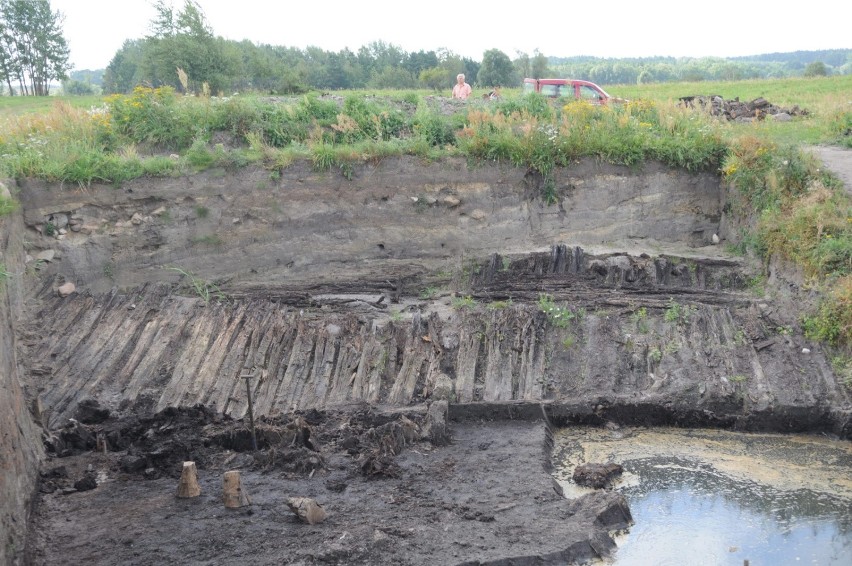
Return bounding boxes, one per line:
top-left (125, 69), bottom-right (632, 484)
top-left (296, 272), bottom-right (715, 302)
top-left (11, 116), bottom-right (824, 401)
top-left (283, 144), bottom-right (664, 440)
top-left (52, 0), bottom-right (850, 71)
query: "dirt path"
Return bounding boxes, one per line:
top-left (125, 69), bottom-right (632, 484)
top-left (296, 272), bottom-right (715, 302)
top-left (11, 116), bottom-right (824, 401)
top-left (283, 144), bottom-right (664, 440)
top-left (809, 145), bottom-right (852, 195)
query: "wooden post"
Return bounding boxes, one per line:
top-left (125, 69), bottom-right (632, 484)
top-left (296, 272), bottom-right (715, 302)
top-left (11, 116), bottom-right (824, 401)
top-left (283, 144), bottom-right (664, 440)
top-left (223, 470), bottom-right (250, 508)
top-left (241, 370), bottom-right (258, 451)
top-left (176, 461), bottom-right (201, 498)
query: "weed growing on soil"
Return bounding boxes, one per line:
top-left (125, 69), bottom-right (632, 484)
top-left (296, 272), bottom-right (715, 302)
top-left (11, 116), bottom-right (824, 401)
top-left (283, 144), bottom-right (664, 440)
top-left (830, 356), bottom-right (852, 389)
top-left (167, 266), bottom-right (227, 305)
top-left (630, 307), bottom-right (649, 333)
top-left (0, 262), bottom-right (11, 285)
top-left (420, 286), bottom-right (440, 299)
top-left (648, 347), bottom-right (662, 364)
top-left (25, 258), bottom-right (45, 277)
top-left (664, 299), bottom-right (694, 325)
top-left (192, 234), bottom-right (224, 247)
top-left (0, 193), bottom-right (19, 216)
top-left (802, 276), bottom-right (851, 347)
top-left (538, 294), bottom-right (574, 328)
top-left (452, 295), bottom-right (476, 310)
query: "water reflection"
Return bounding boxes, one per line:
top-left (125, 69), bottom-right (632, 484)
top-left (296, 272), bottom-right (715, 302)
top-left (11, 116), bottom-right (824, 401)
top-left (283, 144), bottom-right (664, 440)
top-left (552, 427), bottom-right (852, 566)
top-left (615, 456), bottom-right (852, 565)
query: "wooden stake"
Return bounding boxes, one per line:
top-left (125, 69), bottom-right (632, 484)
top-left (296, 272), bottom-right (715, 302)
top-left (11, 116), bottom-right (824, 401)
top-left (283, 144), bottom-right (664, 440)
top-left (176, 461), bottom-right (201, 498)
top-left (223, 470), bottom-right (251, 508)
top-left (241, 370), bottom-right (258, 452)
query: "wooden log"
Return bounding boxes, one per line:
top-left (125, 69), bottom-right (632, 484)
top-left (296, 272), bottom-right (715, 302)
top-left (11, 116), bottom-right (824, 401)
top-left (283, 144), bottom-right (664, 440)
top-left (222, 470), bottom-right (251, 508)
top-left (176, 461), bottom-right (201, 498)
top-left (286, 497), bottom-right (327, 524)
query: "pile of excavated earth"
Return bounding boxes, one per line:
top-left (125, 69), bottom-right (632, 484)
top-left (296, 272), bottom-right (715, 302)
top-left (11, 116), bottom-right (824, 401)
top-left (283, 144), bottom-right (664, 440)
top-left (1, 145), bottom-right (849, 564)
top-left (678, 94), bottom-right (809, 121)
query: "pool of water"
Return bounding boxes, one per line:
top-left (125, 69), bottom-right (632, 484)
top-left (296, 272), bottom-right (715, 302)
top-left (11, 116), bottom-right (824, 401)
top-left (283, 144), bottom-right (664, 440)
top-left (553, 427), bottom-right (852, 565)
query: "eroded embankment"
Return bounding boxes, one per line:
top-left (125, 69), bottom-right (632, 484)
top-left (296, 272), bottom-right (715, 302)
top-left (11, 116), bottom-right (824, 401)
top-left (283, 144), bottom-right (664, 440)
top-left (13, 157), bottom-right (850, 438)
top-left (17, 156), bottom-right (721, 294)
top-left (0, 205), bottom-right (43, 566)
top-left (21, 245), bottom-right (850, 439)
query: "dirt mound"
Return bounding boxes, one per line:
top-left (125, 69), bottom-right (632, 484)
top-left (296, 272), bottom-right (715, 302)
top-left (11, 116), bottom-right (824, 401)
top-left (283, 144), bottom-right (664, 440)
top-left (679, 95), bottom-right (809, 121)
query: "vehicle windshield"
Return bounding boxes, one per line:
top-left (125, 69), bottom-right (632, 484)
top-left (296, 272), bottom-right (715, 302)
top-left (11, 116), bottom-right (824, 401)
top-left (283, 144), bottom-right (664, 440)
top-left (579, 85), bottom-right (607, 101)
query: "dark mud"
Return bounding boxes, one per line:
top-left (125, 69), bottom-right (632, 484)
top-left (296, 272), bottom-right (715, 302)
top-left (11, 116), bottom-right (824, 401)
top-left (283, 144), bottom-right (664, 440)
top-left (26, 404), bottom-right (631, 565)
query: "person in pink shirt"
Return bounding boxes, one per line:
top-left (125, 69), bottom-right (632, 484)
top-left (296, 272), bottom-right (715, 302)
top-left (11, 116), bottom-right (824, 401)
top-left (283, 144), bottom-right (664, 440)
top-left (452, 74), bottom-right (472, 100)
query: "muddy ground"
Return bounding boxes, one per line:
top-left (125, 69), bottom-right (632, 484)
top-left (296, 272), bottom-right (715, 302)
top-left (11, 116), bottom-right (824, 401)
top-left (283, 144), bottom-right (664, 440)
top-left (26, 403), bottom-right (631, 565)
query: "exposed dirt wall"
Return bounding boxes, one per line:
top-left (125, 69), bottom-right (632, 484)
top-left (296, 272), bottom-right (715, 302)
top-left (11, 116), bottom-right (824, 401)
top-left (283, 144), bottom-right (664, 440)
top-left (12, 158), bottom-right (849, 439)
top-left (16, 156), bottom-right (722, 294)
top-left (0, 192), bottom-right (43, 565)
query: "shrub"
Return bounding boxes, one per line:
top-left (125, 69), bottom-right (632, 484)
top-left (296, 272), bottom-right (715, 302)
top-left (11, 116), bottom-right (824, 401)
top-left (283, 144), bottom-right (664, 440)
top-left (413, 112), bottom-right (456, 147)
top-left (802, 275), bottom-right (852, 346)
top-left (759, 185), bottom-right (851, 278)
top-left (106, 86), bottom-right (209, 150)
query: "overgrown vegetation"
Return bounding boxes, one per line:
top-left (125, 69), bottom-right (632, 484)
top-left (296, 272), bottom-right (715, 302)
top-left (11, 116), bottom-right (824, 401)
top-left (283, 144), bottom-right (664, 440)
top-left (722, 131), bottom-right (851, 348)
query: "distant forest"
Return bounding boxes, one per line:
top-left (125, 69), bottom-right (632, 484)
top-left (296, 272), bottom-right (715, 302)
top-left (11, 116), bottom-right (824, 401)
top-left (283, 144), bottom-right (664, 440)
top-left (549, 50), bottom-right (851, 85)
top-left (66, 43), bottom-right (849, 97)
top-left (61, 1), bottom-right (850, 96)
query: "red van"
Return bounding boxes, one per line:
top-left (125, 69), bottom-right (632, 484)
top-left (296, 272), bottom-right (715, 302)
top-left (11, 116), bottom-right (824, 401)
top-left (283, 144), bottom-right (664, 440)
top-left (522, 78), bottom-right (623, 105)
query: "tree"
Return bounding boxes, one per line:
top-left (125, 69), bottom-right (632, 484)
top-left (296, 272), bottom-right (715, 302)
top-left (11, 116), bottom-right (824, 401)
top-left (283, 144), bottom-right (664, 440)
top-left (531, 50), bottom-right (549, 79)
top-left (477, 49), bottom-right (515, 87)
top-left (514, 51), bottom-right (530, 79)
top-left (804, 61), bottom-right (828, 77)
top-left (419, 67), bottom-right (450, 91)
top-left (140, 0), bottom-right (237, 94)
top-left (0, 0), bottom-right (69, 95)
top-left (62, 78), bottom-right (95, 95)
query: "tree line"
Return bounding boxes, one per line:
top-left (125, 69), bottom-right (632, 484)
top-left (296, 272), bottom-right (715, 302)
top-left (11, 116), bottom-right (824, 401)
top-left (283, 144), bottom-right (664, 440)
top-left (2, 0), bottom-right (850, 97)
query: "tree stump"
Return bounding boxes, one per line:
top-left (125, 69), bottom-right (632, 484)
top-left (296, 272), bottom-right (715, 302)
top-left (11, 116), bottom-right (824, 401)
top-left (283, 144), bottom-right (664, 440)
top-left (222, 470), bottom-right (250, 508)
top-left (176, 461), bottom-right (201, 498)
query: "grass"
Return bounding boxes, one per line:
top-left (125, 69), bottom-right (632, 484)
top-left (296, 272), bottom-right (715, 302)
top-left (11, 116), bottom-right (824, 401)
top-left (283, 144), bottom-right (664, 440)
top-left (0, 192), bottom-right (19, 216)
top-left (452, 295), bottom-right (476, 310)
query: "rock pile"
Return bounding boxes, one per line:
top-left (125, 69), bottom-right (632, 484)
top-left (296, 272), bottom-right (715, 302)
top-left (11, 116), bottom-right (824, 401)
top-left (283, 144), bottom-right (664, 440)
top-left (679, 95), bottom-right (809, 122)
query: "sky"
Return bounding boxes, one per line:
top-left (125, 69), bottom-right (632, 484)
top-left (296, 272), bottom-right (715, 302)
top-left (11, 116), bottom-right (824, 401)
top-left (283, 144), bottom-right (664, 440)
top-left (52, 0), bottom-right (850, 71)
